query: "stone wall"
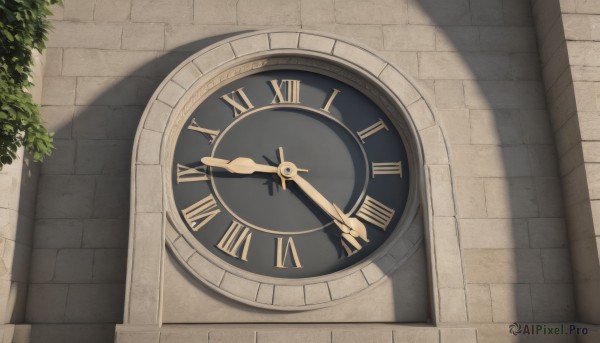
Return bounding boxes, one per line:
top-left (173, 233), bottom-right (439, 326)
top-left (17, 0), bottom-right (581, 342)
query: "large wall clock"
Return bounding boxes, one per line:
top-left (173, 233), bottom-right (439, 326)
top-left (151, 32), bottom-right (427, 312)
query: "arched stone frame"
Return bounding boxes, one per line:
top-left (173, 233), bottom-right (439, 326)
top-left (123, 29), bottom-right (464, 327)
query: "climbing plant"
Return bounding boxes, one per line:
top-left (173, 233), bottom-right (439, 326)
top-left (0, 0), bottom-right (61, 167)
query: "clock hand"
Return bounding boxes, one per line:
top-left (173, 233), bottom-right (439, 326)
top-left (201, 156), bottom-right (308, 175)
top-left (288, 172), bottom-right (369, 255)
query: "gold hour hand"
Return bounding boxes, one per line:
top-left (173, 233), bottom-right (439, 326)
top-left (201, 157), bottom-right (278, 174)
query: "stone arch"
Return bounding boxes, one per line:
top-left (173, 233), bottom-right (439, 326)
top-left (124, 29), bottom-right (463, 325)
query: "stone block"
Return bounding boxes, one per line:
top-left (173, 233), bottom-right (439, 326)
top-left (510, 53), bottom-right (542, 81)
top-left (305, 24), bottom-right (384, 50)
top-left (29, 249), bottom-right (57, 283)
top-left (470, 110), bottom-right (522, 144)
top-left (503, 0), bottom-right (533, 26)
top-left (580, 111), bottom-right (600, 140)
top-left (219, 272), bottom-right (259, 301)
top-left (569, 42), bottom-right (600, 67)
top-left (490, 284), bottom-right (533, 322)
top-left (300, 0), bottom-right (334, 25)
top-left (439, 288), bottom-right (467, 322)
top-left (95, 0), bottom-right (132, 21)
top-left (575, 279), bottom-right (600, 323)
top-left (435, 26), bottom-right (480, 52)
top-left (434, 80), bottom-right (464, 110)
top-left (42, 77), bottom-right (76, 106)
top-left (328, 271), bottom-right (368, 300)
top-left (73, 106), bottom-right (142, 140)
top-left (528, 145), bottom-right (559, 177)
top-left (528, 218), bottom-right (568, 248)
top-left (47, 22), bottom-right (122, 49)
top-left (421, 52), bottom-right (512, 80)
top-left (34, 219), bottom-right (83, 249)
top-left (333, 330), bottom-right (392, 343)
top-left (25, 284), bottom-right (68, 323)
top-left (408, 99), bottom-right (435, 131)
top-left (440, 328), bottom-right (477, 343)
top-left (157, 81), bottom-right (185, 108)
top-left (76, 140), bottom-right (132, 175)
top-left (484, 177), bottom-right (538, 218)
top-left (83, 219), bottom-right (128, 248)
top-left (383, 25), bottom-right (435, 51)
top-left (464, 80), bottom-right (546, 110)
top-left (464, 249), bottom-right (544, 283)
top-left (470, 0), bottom-right (503, 25)
top-left (455, 177), bottom-right (486, 218)
top-left (65, 284), bottom-right (124, 323)
top-left (92, 249), bottom-right (127, 282)
top-left (187, 253), bottom-right (224, 286)
top-left (333, 41), bottom-right (386, 76)
top-left (255, 283), bottom-right (273, 304)
top-left (40, 106), bottom-right (74, 139)
top-left (131, 0), bottom-right (192, 23)
top-left (408, 0), bottom-right (471, 25)
top-left (298, 34), bottom-right (334, 54)
top-left (273, 285), bottom-right (304, 306)
top-left (583, 142), bottom-right (600, 163)
top-left (436, 109), bottom-right (469, 146)
top-left (63, 0), bottom-right (95, 21)
top-left (429, 165), bottom-right (454, 216)
top-left (36, 175), bottom-right (95, 219)
top-left (531, 284), bottom-right (576, 322)
top-left (453, 145), bottom-right (530, 177)
top-left (45, 48), bottom-right (62, 76)
top-left (335, 0), bottom-right (406, 24)
top-left (379, 52), bottom-right (418, 78)
top-left (194, 0), bottom-right (236, 24)
top-left (172, 237), bottom-right (194, 261)
top-left (41, 139), bottom-right (76, 175)
top-left (269, 32), bottom-right (299, 49)
top-left (555, 116), bottom-right (582, 158)
top-left (260, 330), bottom-right (331, 343)
top-left (393, 328), bottom-right (439, 343)
top-left (461, 219), bottom-right (528, 248)
top-left (534, 177), bottom-right (564, 217)
top-left (433, 217), bottom-right (464, 288)
top-left (209, 331), bottom-right (254, 343)
top-left (161, 329), bottom-right (208, 343)
top-left (137, 129), bottom-right (162, 165)
top-left (136, 165), bottom-right (162, 213)
top-left (466, 283), bottom-right (492, 322)
top-left (305, 283), bottom-right (331, 305)
top-left (238, 0), bottom-right (300, 25)
top-left (541, 248), bottom-right (573, 283)
top-left (480, 27), bottom-right (537, 52)
top-left (173, 63), bottom-right (201, 91)
top-left (231, 34), bottom-right (270, 57)
top-left (117, 331), bottom-right (160, 343)
top-left (93, 176), bottom-right (129, 219)
top-left (53, 249), bottom-right (93, 283)
top-left (76, 77), bottom-right (158, 106)
top-left (379, 66), bottom-right (420, 105)
top-left (122, 23), bottom-right (165, 51)
top-left (570, 237), bottom-right (600, 282)
top-left (362, 254), bottom-right (396, 284)
top-left (192, 44), bottom-right (236, 73)
top-left (524, 96), bottom-right (555, 129)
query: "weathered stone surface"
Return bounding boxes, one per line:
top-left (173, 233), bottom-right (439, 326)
top-left (333, 41), bottom-right (386, 76)
top-left (433, 217), bottom-right (464, 288)
top-left (269, 32), bottom-right (299, 49)
top-left (328, 271), bottom-right (368, 300)
top-left (434, 80), bottom-right (465, 110)
top-left (541, 248), bottom-right (573, 283)
top-left (304, 283), bottom-right (330, 305)
top-left (453, 145), bottom-right (530, 177)
top-left (420, 52), bottom-right (511, 80)
top-left (238, 0), bottom-right (300, 25)
top-left (29, 249), bottom-right (57, 283)
top-left (135, 165), bottom-right (162, 213)
top-left (407, 99), bottom-right (436, 131)
top-left (83, 219), bottom-right (128, 248)
top-left (53, 249), bottom-right (94, 283)
top-left (47, 22), bottom-right (122, 49)
top-left (76, 77), bottom-right (158, 106)
top-left (461, 219), bottom-right (528, 248)
top-left (137, 129), bottom-right (162, 165)
top-left (25, 284), bottom-right (68, 323)
top-left (122, 23), bottom-right (165, 50)
top-left (36, 175), bottom-right (95, 219)
top-left (534, 177), bottom-right (564, 217)
top-left (383, 25), bottom-right (436, 51)
top-left (260, 330), bottom-right (331, 343)
top-left (393, 328), bottom-right (439, 343)
top-left (95, 0), bottom-right (132, 21)
top-left (132, 0), bottom-right (192, 23)
top-left (455, 177), bottom-right (487, 218)
top-left (34, 219), bottom-right (83, 249)
top-left (76, 140), bottom-right (131, 175)
top-left (65, 284), bottom-right (124, 322)
top-left (531, 284), bottom-right (576, 322)
top-left (92, 249), bottom-right (127, 282)
top-left (209, 331), bottom-right (254, 343)
top-left (435, 26), bottom-right (480, 52)
top-left (484, 177), bottom-right (539, 218)
top-left (298, 34), bottom-right (334, 53)
top-left (379, 66), bottom-right (420, 105)
top-left (188, 254), bottom-right (224, 286)
top-left (41, 139), bottom-right (76, 175)
top-left (93, 176), bottom-right (129, 219)
top-left (231, 34), bottom-right (270, 57)
top-left (408, 0), bottom-right (470, 25)
top-left (466, 284), bottom-right (492, 322)
top-left (300, 0), bottom-right (334, 25)
top-left (40, 106), bottom-right (74, 139)
top-left (429, 165), bottom-right (454, 216)
top-left (220, 273), bottom-right (259, 301)
top-left (439, 288), bottom-right (467, 322)
top-left (333, 330), bottom-right (392, 343)
top-left (480, 27), bottom-right (537, 52)
top-left (464, 80), bottom-right (546, 110)
top-left (470, 110), bottom-right (522, 144)
top-left (194, 0), bottom-right (237, 24)
top-left (42, 77), bottom-right (76, 106)
top-left (63, 0), bottom-right (95, 21)
top-left (273, 285), bottom-right (304, 306)
top-left (335, 0), bottom-right (407, 24)
top-left (304, 24), bottom-right (384, 50)
top-left (528, 218), bottom-right (568, 248)
top-left (490, 284), bottom-right (533, 322)
top-left (464, 249), bottom-right (544, 283)
top-left (255, 283), bottom-right (273, 304)
top-left (440, 328), bottom-right (477, 343)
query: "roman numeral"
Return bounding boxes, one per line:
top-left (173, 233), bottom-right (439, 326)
top-left (181, 195), bottom-right (220, 231)
top-left (371, 161), bottom-right (403, 178)
top-left (275, 237), bottom-right (302, 268)
top-left (269, 79), bottom-right (301, 104)
top-left (356, 195), bottom-right (395, 231)
top-left (216, 221), bottom-right (252, 261)
top-left (321, 88), bottom-right (341, 113)
top-left (220, 87), bottom-right (254, 116)
top-left (341, 234), bottom-right (363, 257)
top-left (187, 118), bottom-right (220, 144)
top-left (356, 118), bottom-right (389, 143)
top-left (176, 164), bottom-right (209, 183)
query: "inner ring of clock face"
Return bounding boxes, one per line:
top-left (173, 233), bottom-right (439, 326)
top-left (209, 106), bottom-right (369, 235)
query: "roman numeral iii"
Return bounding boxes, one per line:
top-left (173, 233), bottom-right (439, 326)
top-left (356, 118), bottom-right (389, 143)
top-left (181, 195), bottom-right (220, 231)
top-left (176, 164), bottom-right (209, 183)
top-left (356, 196), bottom-right (395, 231)
top-left (216, 221), bottom-right (252, 261)
top-left (371, 161), bottom-right (403, 178)
top-left (220, 87), bottom-right (254, 116)
top-left (269, 79), bottom-right (301, 104)
top-left (275, 237), bottom-right (302, 268)
top-left (187, 118), bottom-right (220, 144)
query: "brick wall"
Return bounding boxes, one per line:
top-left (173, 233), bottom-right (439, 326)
top-left (21, 0), bottom-right (579, 341)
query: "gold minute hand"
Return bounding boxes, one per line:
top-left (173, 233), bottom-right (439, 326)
top-left (201, 156), bottom-right (308, 175)
top-left (289, 173), bottom-right (369, 255)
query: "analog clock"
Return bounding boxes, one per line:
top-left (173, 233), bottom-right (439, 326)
top-left (171, 69), bottom-right (410, 279)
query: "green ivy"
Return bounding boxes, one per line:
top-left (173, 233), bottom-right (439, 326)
top-left (0, 0), bottom-right (61, 167)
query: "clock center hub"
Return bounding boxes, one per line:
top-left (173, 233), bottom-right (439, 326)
top-left (278, 161), bottom-right (298, 178)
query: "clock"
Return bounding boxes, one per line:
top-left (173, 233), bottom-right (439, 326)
top-left (170, 69), bottom-right (410, 281)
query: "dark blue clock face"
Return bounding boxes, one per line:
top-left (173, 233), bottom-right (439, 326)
top-left (172, 69), bottom-right (410, 279)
